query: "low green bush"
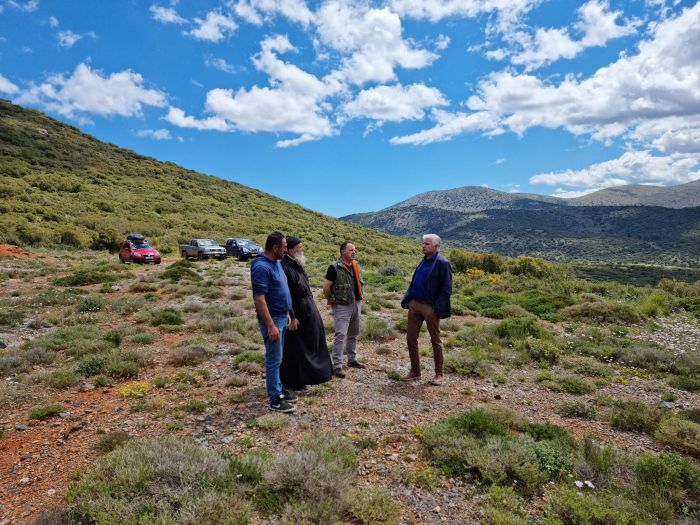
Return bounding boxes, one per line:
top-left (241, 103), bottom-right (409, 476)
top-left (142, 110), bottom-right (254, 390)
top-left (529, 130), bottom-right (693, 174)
top-left (232, 351), bottom-right (266, 367)
top-left (168, 345), bottom-right (209, 366)
top-left (150, 307), bottom-right (184, 326)
top-left (361, 317), bottom-right (395, 341)
top-left (160, 260), bottom-right (201, 282)
top-left (76, 296), bottom-right (107, 313)
top-left (444, 348), bottom-right (492, 378)
top-left (349, 488), bottom-right (401, 525)
top-left (29, 403), bottom-right (63, 420)
top-left (537, 372), bottom-right (595, 395)
top-left (46, 369), bottom-right (79, 389)
top-left (494, 317), bottom-right (544, 340)
top-left (54, 269), bottom-right (117, 287)
top-left (525, 336), bottom-right (560, 365)
top-left (610, 401), bottom-right (666, 434)
top-left (562, 300), bottom-right (640, 324)
top-left (654, 417), bottom-right (700, 456)
top-left (668, 374), bottom-right (700, 393)
top-left (556, 402), bottom-right (597, 419)
top-left (545, 487), bottom-right (644, 524)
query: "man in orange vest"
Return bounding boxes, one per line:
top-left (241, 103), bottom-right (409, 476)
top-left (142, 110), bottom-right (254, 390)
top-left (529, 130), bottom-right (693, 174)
top-left (323, 241), bottom-right (365, 378)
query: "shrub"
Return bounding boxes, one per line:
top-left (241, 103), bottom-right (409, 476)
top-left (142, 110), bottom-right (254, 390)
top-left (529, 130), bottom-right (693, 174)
top-left (160, 260), bottom-right (201, 282)
top-left (29, 403), bottom-right (63, 420)
top-left (556, 402), bottom-right (597, 419)
top-left (256, 413), bottom-right (289, 430)
top-left (46, 369), bottom-right (79, 389)
top-left (515, 289), bottom-right (573, 319)
top-left (93, 431), bottom-right (132, 455)
top-left (618, 344), bottom-right (674, 373)
top-left (349, 488), bottom-right (401, 525)
top-left (76, 296), bottom-right (107, 313)
top-left (482, 485), bottom-right (527, 525)
top-left (546, 487), bottom-right (643, 524)
top-left (54, 270), bottom-right (117, 287)
top-left (74, 354), bottom-right (109, 377)
top-left (225, 374), bottom-right (248, 387)
top-left (525, 337), bottom-right (560, 365)
top-left (444, 348), bottom-right (491, 378)
top-left (67, 436), bottom-right (250, 525)
top-left (537, 372), bottom-right (595, 395)
top-left (362, 317), bottom-right (395, 341)
top-left (634, 452), bottom-right (700, 520)
top-left (233, 351), bottom-right (266, 367)
top-left (377, 265), bottom-right (403, 277)
top-left (668, 374), bottom-right (700, 393)
top-left (24, 325), bottom-right (112, 357)
top-left (168, 345), bottom-right (209, 366)
top-left (654, 417), bottom-right (700, 456)
top-left (610, 401), bottom-right (666, 434)
top-left (679, 408), bottom-right (700, 424)
top-left (150, 307), bottom-right (184, 326)
top-left (127, 331), bottom-right (156, 344)
top-left (562, 300), bottom-right (640, 324)
top-left (494, 317), bottom-right (543, 340)
top-left (561, 357), bottom-right (612, 378)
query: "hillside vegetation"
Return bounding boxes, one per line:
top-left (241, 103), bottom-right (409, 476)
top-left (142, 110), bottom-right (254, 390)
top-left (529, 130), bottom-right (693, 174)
top-left (0, 99), bottom-right (417, 264)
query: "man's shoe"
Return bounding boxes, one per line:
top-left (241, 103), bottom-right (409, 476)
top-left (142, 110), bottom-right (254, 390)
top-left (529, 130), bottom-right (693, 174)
top-left (282, 388), bottom-right (298, 403)
top-left (428, 375), bottom-right (443, 386)
top-left (400, 372), bottom-right (421, 382)
top-left (347, 360), bottom-right (366, 369)
top-left (270, 398), bottom-right (295, 413)
top-left (333, 368), bottom-right (346, 378)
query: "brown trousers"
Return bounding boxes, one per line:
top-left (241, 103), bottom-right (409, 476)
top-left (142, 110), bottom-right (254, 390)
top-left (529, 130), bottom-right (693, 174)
top-left (406, 299), bottom-right (443, 376)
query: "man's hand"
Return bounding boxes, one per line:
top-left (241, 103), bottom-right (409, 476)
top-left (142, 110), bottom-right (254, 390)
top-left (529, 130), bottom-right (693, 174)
top-left (267, 323), bottom-right (280, 342)
top-left (288, 318), bottom-right (300, 331)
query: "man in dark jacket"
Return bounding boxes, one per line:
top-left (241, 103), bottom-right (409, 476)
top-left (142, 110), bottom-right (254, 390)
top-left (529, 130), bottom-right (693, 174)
top-left (400, 234), bottom-right (452, 385)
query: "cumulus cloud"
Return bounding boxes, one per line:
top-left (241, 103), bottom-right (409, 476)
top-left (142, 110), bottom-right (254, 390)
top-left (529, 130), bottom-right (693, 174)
top-left (49, 16), bottom-right (59, 27)
top-left (187, 11), bottom-right (237, 42)
top-left (343, 83), bottom-right (447, 124)
top-left (509, 0), bottom-right (638, 70)
top-left (0, 74), bottom-right (19, 94)
top-left (458, 3), bottom-right (700, 151)
top-left (136, 128), bottom-right (172, 140)
top-left (231, 0), bottom-right (314, 26)
top-left (6, 0), bottom-right (39, 13)
top-left (390, 109), bottom-right (499, 145)
top-left (316, 1), bottom-right (437, 85)
top-left (57, 30), bottom-right (96, 48)
top-left (17, 63), bottom-right (167, 120)
top-left (530, 150), bottom-right (700, 189)
top-left (167, 35), bottom-right (337, 147)
top-left (150, 5), bottom-right (188, 24)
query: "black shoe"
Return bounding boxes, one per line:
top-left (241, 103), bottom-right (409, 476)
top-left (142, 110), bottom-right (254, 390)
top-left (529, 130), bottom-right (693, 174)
top-left (270, 398), bottom-right (295, 413)
top-left (347, 360), bottom-right (366, 369)
top-left (282, 388), bottom-right (298, 403)
top-left (333, 368), bottom-right (346, 378)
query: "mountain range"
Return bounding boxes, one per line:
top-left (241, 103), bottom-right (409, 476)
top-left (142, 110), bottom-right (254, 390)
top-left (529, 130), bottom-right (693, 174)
top-left (343, 184), bottom-right (700, 267)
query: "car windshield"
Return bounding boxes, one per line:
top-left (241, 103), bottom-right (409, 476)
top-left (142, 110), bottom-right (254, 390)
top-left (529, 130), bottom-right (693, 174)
top-left (132, 242), bottom-right (151, 249)
top-left (199, 240), bottom-right (217, 246)
top-left (239, 240), bottom-right (258, 248)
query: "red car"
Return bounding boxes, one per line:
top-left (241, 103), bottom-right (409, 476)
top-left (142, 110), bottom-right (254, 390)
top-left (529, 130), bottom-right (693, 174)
top-left (119, 234), bottom-right (161, 264)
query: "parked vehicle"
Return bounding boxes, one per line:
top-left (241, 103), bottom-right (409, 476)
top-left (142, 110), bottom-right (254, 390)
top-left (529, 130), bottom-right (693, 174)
top-left (224, 238), bottom-right (262, 260)
top-left (119, 233), bottom-right (161, 264)
top-left (179, 239), bottom-right (227, 260)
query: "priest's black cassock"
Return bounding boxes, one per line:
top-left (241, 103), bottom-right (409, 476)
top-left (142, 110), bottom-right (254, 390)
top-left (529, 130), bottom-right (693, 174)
top-left (280, 254), bottom-right (333, 389)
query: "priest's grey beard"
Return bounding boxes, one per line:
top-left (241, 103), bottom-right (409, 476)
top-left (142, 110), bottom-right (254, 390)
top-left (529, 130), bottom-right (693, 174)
top-left (291, 252), bottom-right (306, 267)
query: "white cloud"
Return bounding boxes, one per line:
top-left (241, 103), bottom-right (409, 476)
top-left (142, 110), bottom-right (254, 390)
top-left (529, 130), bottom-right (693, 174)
top-left (509, 0), bottom-right (637, 70)
top-left (17, 63), bottom-right (167, 120)
top-left (316, 2), bottom-right (437, 85)
top-left (137, 128), bottom-right (172, 140)
top-left (187, 11), bottom-right (237, 42)
top-left (551, 187), bottom-right (600, 198)
top-left (6, 0), bottom-right (39, 13)
top-left (457, 3), bottom-right (700, 152)
top-left (530, 150), bottom-right (700, 188)
top-left (49, 16), bottom-right (59, 27)
top-left (164, 107), bottom-right (231, 131)
top-left (150, 5), bottom-right (187, 24)
top-left (231, 0), bottom-right (314, 26)
top-left (390, 109), bottom-right (499, 145)
top-left (343, 83), bottom-right (447, 124)
top-left (0, 74), bottom-right (19, 94)
top-left (435, 34), bottom-right (451, 50)
top-left (57, 30), bottom-right (96, 49)
top-left (205, 56), bottom-right (243, 74)
top-left (168, 35), bottom-right (337, 146)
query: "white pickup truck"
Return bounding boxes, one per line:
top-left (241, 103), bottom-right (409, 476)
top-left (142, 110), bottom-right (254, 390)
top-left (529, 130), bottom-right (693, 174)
top-left (179, 239), bottom-right (227, 260)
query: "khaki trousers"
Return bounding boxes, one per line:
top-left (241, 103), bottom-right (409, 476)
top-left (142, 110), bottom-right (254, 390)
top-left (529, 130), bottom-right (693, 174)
top-left (406, 299), bottom-right (443, 376)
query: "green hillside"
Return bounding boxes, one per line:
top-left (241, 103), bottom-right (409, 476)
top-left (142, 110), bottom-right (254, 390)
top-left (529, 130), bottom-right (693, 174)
top-left (0, 99), bottom-right (417, 263)
top-left (344, 203), bottom-right (700, 267)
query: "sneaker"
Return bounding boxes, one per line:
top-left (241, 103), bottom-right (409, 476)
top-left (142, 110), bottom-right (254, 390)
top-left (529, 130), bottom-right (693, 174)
top-left (400, 372), bottom-right (421, 382)
top-left (333, 368), bottom-right (346, 378)
top-left (282, 388), bottom-right (298, 403)
top-left (347, 360), bottom-right (366, 369)
top-left (428, 375), bottom-right (443, 386)
top-left (270, 398), bottom-right (295, 413)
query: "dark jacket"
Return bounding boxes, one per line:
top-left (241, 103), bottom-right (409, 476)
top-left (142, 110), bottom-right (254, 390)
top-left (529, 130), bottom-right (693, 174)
top-left (401, 253), bottom-right (452, 319)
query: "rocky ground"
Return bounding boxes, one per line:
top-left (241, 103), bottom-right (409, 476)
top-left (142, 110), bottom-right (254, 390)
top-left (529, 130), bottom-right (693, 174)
top-left (0, 250), bottom-right (698, 524)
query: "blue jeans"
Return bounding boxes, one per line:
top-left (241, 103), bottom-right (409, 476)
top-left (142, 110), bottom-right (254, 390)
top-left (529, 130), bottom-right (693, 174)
top-left (258, 316), bottom-right (288, 402)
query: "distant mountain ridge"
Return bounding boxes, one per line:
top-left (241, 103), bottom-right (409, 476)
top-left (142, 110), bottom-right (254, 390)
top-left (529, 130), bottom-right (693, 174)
top-left (387, 181), bottom-right (700, 213)
top-left (344, 182), bottom-right (700, 267)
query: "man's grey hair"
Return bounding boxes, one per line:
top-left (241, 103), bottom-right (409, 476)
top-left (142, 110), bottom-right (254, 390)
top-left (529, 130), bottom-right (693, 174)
top-left (422, 234), bottom-right (441, 248)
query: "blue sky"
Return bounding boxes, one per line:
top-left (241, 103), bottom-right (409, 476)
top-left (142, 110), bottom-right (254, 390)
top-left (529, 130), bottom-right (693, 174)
top-left (1, 0), bottom-right (699, 216)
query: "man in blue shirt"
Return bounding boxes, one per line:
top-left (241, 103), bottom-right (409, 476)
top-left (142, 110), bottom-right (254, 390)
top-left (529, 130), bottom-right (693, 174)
top-left (251, 231), bottom-right (298, 413)
top-left (400, 234), bottom-right (452, 385)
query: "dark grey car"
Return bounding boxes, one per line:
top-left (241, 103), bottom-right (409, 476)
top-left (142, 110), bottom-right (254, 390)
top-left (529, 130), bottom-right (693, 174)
top-left (224, 238), bottom-right (262, 260)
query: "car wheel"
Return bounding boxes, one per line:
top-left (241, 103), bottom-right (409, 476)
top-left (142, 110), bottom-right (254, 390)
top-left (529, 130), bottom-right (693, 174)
top-left (237, 253), bottom-right (244, 261)
top-left (197, 253), bottom-right (204, 261)
top-left (155, 260), bottom-right (161, 265)
top-left (119, 255), bottom-right (125, 263)
top-left (181, 251), bottom-right (188, 260)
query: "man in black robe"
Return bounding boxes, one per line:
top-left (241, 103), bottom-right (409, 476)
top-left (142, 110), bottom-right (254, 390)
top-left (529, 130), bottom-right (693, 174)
top-left (280, 236), bottom-right (333, 390)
